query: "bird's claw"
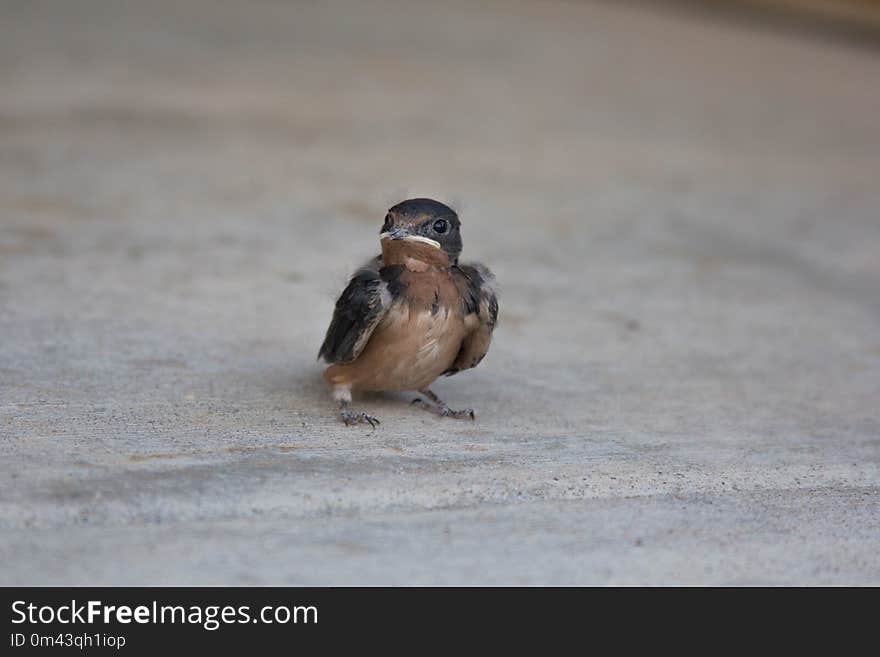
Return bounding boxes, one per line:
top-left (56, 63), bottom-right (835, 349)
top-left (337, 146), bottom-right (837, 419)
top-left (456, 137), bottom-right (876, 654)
top-left (412, 398), bottom-right (475, 421)
top-left (442, 407), bottom-right (475, 421)
top-left (340, 409), bottom-right (380, 428)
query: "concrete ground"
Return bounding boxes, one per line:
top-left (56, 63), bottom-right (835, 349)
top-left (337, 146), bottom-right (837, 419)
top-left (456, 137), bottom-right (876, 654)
top-left (1, 0), bottom-right (878, 585)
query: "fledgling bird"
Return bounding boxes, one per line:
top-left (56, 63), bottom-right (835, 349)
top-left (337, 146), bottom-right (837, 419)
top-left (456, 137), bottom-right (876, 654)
top-left (318, 198), bottom-right (499, 427)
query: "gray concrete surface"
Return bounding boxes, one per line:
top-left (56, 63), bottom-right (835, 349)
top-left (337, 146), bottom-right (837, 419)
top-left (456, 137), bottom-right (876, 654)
top-left (1, 0), bottom-right (878, 585)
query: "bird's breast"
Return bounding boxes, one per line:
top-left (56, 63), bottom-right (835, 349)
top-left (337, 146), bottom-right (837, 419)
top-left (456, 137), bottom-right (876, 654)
top-left (326, 270), bottom-right (469, 392)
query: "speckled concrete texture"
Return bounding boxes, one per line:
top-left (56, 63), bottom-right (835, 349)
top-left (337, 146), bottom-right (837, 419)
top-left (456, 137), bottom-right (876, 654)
top-left (1, 0), bottom-right (878, 584)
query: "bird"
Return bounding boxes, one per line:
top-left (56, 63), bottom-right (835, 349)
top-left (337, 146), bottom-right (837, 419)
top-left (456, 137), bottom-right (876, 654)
top-left (318, 198), bottom-right (498, 427)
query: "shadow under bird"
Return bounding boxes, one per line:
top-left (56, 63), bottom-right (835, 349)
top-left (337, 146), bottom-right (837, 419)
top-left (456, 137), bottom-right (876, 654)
top-left (318, 198), bottom-right (499, 427)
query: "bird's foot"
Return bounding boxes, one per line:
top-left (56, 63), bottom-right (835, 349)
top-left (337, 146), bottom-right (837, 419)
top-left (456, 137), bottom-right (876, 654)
top-left (411, 397), bottom-right (475, 421)
top-left (340, 408), bottom-right (380, 428)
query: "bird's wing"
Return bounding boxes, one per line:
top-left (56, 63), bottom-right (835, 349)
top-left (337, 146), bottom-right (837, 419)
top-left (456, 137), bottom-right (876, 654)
top-left (318, 262), bottom-right (394, 364)
top-left (446, 263), bottom-right (499, 375)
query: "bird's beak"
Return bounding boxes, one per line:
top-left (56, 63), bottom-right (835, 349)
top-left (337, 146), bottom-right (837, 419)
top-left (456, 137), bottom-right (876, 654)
top-left (380, 228), bottom-right (441, 249)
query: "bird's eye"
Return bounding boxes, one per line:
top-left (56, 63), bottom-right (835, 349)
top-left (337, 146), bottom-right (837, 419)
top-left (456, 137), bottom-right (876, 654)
top-left (382, 214), bottom-right (393, 232)
top-left (433, 219), bottom-right (448, 234)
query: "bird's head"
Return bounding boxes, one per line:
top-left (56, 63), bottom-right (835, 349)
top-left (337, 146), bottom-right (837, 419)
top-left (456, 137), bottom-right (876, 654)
top-left (380, 198), bottom-right (462, 268)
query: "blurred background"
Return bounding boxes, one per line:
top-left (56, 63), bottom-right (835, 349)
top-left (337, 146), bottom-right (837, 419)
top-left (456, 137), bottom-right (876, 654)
top-left (1, 0), bottom-right (878, 585)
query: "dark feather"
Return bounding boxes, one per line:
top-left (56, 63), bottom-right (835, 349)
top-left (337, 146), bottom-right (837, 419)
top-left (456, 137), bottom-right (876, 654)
top-left (445, 263), bottom-right (499, 375)
top-left (318, 264), bottom-right (404, 364)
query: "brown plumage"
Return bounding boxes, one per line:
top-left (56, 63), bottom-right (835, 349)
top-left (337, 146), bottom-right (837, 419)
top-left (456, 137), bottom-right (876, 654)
top-left (318, 198), bottom-right (498, 427)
